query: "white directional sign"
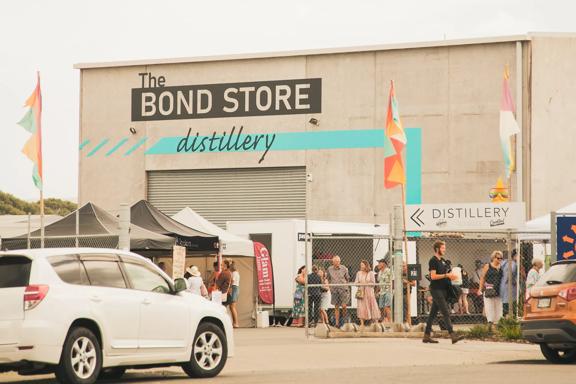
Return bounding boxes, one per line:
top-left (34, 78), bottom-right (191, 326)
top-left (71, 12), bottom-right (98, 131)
top-left (406, 202), bottom-right (526, 231)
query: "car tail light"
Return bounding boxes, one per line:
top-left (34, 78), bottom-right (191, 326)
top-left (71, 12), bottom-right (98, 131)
top-left (24, 285), bottom-right (49, 311)
top-left (558, 287), bottom-right (576, 302)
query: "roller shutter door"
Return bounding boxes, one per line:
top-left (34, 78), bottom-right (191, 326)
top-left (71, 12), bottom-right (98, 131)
top-left (147, 167), bottom-right (306, 228)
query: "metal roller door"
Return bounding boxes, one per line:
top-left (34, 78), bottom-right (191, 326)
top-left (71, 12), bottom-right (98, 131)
top-left (147, 167), bottom-right (306, 228)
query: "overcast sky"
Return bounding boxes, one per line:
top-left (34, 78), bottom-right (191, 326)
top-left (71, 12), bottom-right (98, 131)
top-left (0, 0), bottom-right (574, 201)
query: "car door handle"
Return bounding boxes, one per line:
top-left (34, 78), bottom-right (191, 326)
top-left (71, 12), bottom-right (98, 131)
top-left (142, 298), bottom-right (152, 305)
top-left (90, 296), bottom-right (102, 303)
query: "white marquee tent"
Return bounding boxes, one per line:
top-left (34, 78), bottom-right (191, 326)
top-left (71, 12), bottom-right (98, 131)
top-left (172, 207), bottom-right (254, 257)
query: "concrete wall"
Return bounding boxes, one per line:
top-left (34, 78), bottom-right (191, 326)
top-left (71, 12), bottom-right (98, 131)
top-left (530, 36), bottom-right (576, 218)
top-left (79, 41), bottom-right (520, 222)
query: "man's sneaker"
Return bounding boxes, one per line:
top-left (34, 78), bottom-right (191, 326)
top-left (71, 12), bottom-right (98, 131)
top-left (422, 335), bottom-right (439, 344)
top-left (451, 333), bottom-right (465, 344)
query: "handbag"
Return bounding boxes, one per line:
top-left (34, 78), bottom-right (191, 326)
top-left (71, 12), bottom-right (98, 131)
top-left (355, 288), bottom-right (364, 300)
top-left (484, 283), bottom-right (498, 298)
top-left (446, 284), bottom-right (459, 304)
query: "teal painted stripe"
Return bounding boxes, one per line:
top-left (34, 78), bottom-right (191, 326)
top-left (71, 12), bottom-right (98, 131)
top-left (79, 139), bottom-right (90, 150)
top-left (87, 139), bottom-right (109, 157)
top-left (124, 137), bottom-right (148, 156)
top-left (146, 129), bottom-right (396, 156)
top-left (405, 128), bottom-right (422, 237)
top-left (105, 138), bottom-right (129, 156)
top-left (405, 128), bottom-right (422, 205)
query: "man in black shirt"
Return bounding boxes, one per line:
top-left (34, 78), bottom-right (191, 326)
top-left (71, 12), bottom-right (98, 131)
top-left (423, 240), bottom-right (464, 344)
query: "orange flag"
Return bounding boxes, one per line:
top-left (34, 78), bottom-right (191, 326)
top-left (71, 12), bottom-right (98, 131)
top-left (384, 81), bottom-right (407, 189)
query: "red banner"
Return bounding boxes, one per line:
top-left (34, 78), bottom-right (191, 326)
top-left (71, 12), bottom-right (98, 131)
top-left (254, 242), bottom-right (274, 304)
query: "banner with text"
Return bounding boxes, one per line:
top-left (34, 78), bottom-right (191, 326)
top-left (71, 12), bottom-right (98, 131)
top-left (254, 242), bottom-right (274, 304)
top-left (406, 202), bottom-right (525, 231)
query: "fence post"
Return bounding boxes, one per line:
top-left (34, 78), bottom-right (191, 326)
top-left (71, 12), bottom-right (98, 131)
top-left (507, 231), bottom-right (513, 317)
top-left (119, 204), bottom-right (130, 251)
top-left (27, 213), bottom-right (31, 249)
top-left (75, 209), bottom-right (79, 248)
top-left (393, 205), bottom-right (404, 324)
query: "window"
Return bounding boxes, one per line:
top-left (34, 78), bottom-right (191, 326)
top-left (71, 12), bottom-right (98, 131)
top-left (536, 263), bottom-right (576, 287)
top-left (49, 256), bottom-right (90, 286)
top-left (83, 261), bottom-right (127, 289)
top-left (0, 256), bottom-right (31, 288)
top-left (123, 262), bottom-right (171, 294)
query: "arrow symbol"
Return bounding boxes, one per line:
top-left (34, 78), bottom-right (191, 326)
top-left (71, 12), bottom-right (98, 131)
top-left (563, 251), bottom-right (574, 259)
top-left (572, 225), bottom-right (576, 235)
top-left (563, 235), bottom-right (574, 244)
top-left (410, 208), bottom-right (425, 227)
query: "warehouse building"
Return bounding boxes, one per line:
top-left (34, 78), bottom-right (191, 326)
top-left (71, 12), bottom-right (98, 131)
top-left (75, 33), bottom-right (576, 226)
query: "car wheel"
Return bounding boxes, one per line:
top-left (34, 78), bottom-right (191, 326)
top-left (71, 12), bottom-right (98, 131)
top-left (98, 367), bottom-right (126, 380)
top-left (540, 344), bottom-right (576, 364)
top-left (55, 327), bottom-right (102, 384)
top-left (182, 322), bottom-right (228, 378)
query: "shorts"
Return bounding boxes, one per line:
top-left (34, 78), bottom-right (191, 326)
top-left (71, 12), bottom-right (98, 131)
top-left (321, 291), bottom-right (331, 310)
top-left (227, 285), bottom-right (239, 304)
top-left (331, 288), bottom-right (350, 306)
top-left (461, 288), bottom-right (469, 294)
top-left (378, 291), bottom-right (392, 308)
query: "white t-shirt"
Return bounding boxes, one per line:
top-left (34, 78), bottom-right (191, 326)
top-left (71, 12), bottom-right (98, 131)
top-left (187, 276), bottom-right (204, 296)
top-left (232, 271), bottom-right (240, 286)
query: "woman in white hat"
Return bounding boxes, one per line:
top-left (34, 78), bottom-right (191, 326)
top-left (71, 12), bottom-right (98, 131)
top-left (186, 266), bottom-right (208, 298)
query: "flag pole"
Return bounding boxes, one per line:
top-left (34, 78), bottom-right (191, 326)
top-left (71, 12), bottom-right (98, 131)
top-left (40, 189), bottom-right (45, 248)
top-left (401, 183), bottom-right (411, 325)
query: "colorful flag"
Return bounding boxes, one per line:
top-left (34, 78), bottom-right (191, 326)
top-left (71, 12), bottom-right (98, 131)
top-left (384, 80), bottom-right (407, 188)
top-left (17, 73), bottom-right (43, 190)
top-left (500, 67), bottom-right (520, 178)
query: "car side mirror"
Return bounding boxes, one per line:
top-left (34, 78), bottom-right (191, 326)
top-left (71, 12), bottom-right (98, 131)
top-left (174, 278), bottom-right (187, 293)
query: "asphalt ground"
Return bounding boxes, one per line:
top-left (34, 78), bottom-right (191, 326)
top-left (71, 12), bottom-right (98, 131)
top-left (0, 327), bottom-right (572, 384)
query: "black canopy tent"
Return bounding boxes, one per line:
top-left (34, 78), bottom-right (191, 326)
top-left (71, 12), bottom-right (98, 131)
top-left (130, 200), bottom-right (219, 253)
top-left (1, 202), bottom-right (176, 251)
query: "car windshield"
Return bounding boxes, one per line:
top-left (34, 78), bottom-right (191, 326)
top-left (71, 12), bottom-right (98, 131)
top-left (535, 263), bottom-right (576, 287)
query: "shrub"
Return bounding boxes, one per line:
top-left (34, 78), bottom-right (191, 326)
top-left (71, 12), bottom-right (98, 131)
top-left (468, 324), bottom-right (492, 339)
top-left (497, 317), bottom-right (522, 340)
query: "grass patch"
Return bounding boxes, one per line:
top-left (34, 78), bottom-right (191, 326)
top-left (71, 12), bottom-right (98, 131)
top-left (496, 317), bottom-right (522, 340)
top-left (467, 324), bottom-right (492, 339)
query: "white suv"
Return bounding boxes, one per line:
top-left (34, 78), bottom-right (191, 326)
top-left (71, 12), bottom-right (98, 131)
top-left (0, 248), bottom-right (234, 384)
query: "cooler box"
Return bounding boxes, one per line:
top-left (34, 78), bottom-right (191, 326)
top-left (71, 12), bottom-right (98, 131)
top-left (256, 311), bottom-right (269, 328)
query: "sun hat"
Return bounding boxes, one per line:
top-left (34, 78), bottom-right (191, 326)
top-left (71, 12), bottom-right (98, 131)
top-left (186, 265), bottom-right (201, 277)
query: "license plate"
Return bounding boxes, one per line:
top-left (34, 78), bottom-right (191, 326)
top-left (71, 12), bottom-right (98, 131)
top-left (537, 298), bottom-right (551, 308)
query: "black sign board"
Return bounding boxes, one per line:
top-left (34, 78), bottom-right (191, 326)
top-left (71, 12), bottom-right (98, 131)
top-left (132, 78), bottom-right (322, 121)
top-left (407, 264), bottom-right (421, 281)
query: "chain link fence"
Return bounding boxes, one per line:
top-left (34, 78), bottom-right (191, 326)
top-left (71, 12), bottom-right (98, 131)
top-left (303, 231), bottom-right (551, 335)
top-left (302, 235), bottom-right (393, 334)
top-left (412, 231), bottom-right (550, 327)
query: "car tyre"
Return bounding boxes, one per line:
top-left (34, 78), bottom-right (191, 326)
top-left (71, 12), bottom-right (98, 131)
top-left (98, 367), bottom-right (126, 381)
top-left (540, 343), bottom-right (576, 364)
top-left (182, 322), bottom-right (227, 378)
top-left (55, 327), bottom-right (102, 384)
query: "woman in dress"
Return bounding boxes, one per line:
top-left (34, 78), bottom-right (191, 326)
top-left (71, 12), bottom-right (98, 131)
top-left (186, 265), bottom-right (208, 298)
top-left (291, 265), bottom-right (306, 327)
top-left (479, 251), bottom-right (504, 330)
top-left (526, 259), bottom-right (544, 290)
top-left (354, 260), bottom-right (380, 327)
top-left (458, 264), bottom-right (471, 315)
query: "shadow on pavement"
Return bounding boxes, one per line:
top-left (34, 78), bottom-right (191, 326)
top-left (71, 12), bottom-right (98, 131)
top-left (489, 359), bottom-right (550, 365)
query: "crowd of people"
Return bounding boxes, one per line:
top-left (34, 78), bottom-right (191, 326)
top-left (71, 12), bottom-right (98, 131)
top-left (293, 241), bottom-right (545, 333)
top-left (158, 258), bottom-right (241, 328)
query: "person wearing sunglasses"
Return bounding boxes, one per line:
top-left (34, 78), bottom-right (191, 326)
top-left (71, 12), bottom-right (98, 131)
top-left (479, 251), bottom-right (504, 330)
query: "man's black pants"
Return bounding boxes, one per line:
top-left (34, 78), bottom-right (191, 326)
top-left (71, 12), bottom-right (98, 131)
top-left (425, 288), bottom-right (453, 335)
top-left (308, 291), bottom-right (322, 324)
